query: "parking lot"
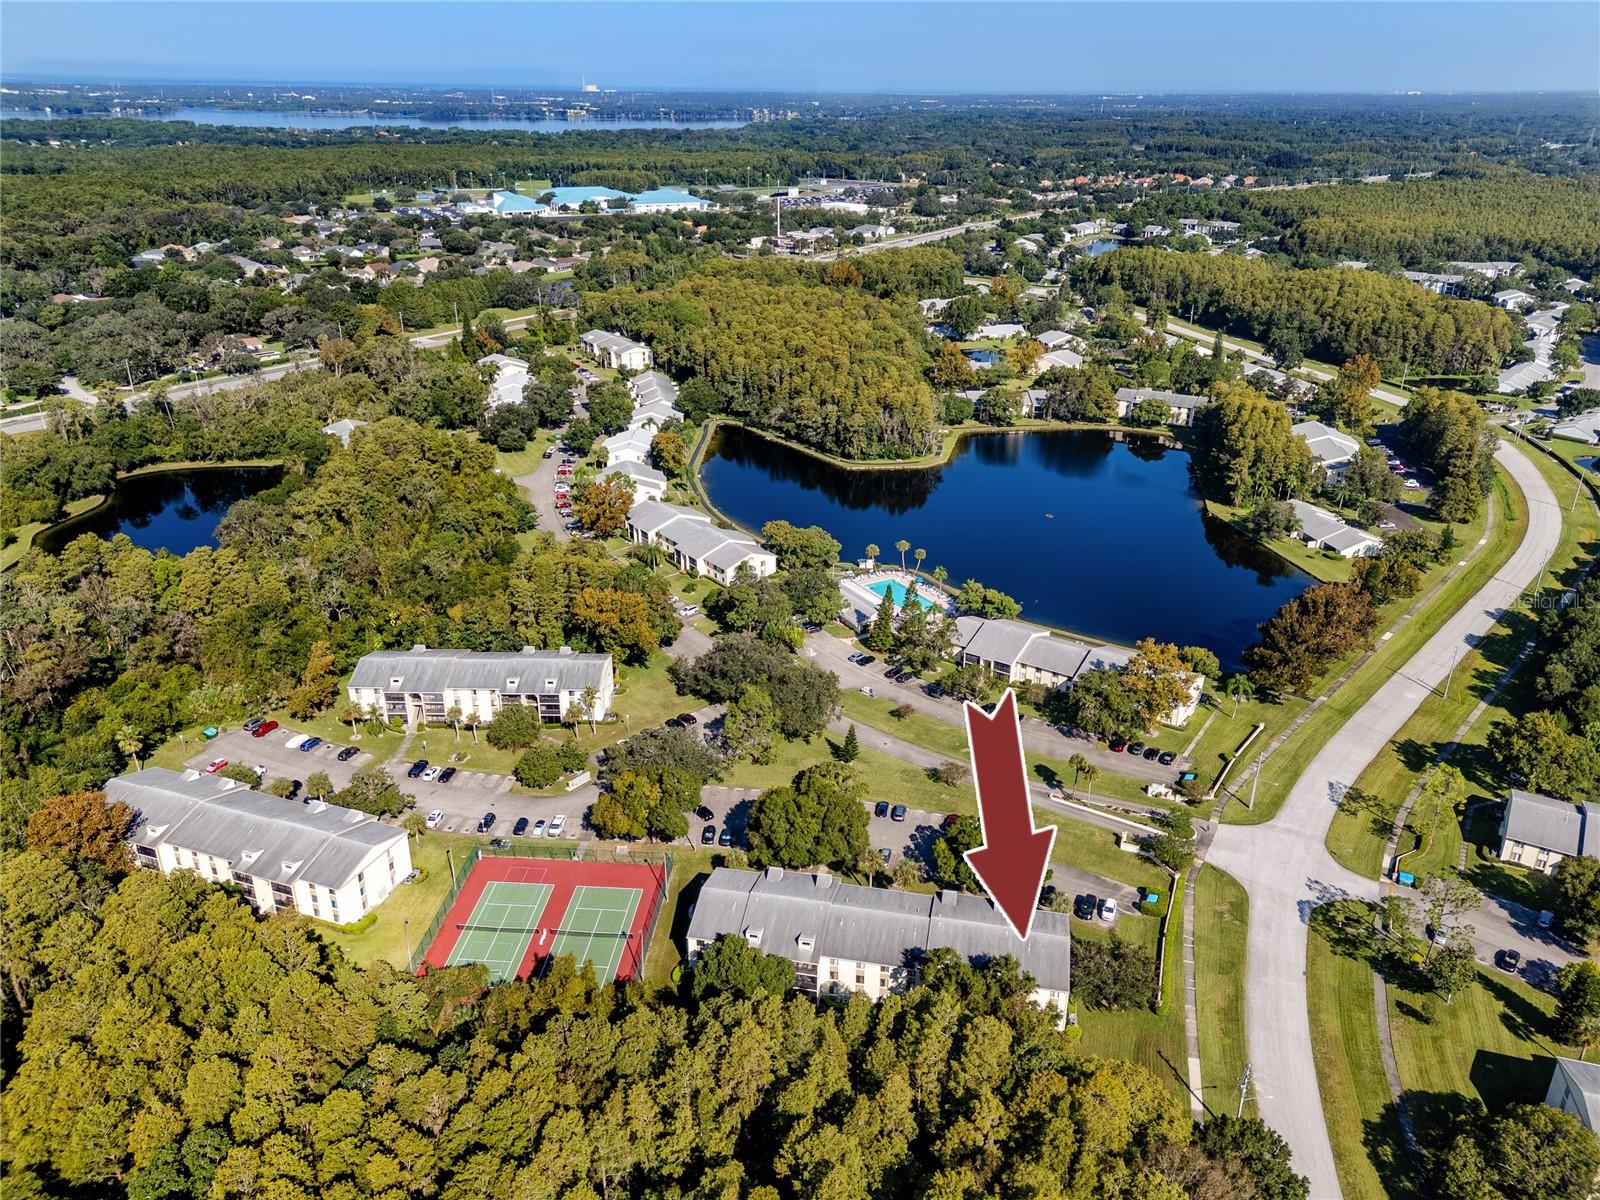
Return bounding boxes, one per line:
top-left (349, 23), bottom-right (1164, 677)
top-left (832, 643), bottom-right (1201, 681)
top-left (188, 726), bottom-right (375, 790)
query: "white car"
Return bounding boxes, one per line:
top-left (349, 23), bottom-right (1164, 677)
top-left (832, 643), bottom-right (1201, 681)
top-left (253, 763), bottom-right (269, 779)
top-left (1404, 478), bottom-right (1421, 489)
top-left (531, 818), bottom-right (547, 837)
top-left (425, 809), bottom-right (444, 830)
top-left (422, 765), bottom-right (441, 782)
top-left (679, 603), bottom-right (700, 617)
top-left (283, 733), bottom-right (309, 750)
top-left (1098, 897), bottom-right (1119, 923)
top-left (547, 814), bottom-right (567, 838)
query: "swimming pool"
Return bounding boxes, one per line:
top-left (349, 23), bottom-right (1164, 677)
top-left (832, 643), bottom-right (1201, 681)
top-left (868, 579), bottom-right (936, 611)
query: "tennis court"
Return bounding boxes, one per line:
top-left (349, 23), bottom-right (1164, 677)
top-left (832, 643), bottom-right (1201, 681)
top-left (547, 885), bottom-right (642, 985)
top-left (420, 854), bottom-right (669, 985)
top-left (444, 878), bottom-right (553, 982)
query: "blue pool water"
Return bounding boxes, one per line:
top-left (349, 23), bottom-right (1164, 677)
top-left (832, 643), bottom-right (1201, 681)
top-left (869, 580), bottom-right (936, 611)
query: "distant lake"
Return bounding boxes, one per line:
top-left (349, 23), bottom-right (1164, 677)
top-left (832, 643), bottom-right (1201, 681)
top-left (37, 467), bottom-right (282, 556)
top-left (701, 426), bottom-right (1313, 667)
top-left (1, 106), bottom-right (748, 133)
top-left (1084, 238), bottom-right (1124, 256)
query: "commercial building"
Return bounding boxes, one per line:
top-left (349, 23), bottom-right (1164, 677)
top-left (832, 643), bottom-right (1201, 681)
top-left (579, 329), bottom-right (653, 371)
top-left (685, 866), bottom-right (1071, 1017)
top-left (107, 767), bottom-right (412, 924)
top-left (348, 644), bottom-right (614, 727)
top-left (1497, 790), bottom-right (1600, 873)
top-left (625, 500), bottom-right (777, 584)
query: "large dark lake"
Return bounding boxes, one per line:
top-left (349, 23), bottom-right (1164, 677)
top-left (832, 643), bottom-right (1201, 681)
top-left (701, 426), bottom-right (1313, 667)
top-left (38, 467), bottom-right (281, 556)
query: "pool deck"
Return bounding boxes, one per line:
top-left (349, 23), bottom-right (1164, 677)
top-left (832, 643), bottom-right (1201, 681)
top-left (838, 569), bottom-right (951, 627)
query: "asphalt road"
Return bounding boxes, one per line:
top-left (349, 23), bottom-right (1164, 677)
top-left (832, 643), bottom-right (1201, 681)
top-left (812, 216), bottom-right (1021, 262)
top-left (1205, 438), bottom-right (1562, 1200)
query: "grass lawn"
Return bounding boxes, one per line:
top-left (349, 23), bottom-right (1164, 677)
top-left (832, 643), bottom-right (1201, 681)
top-left (321, 830), bottom-right (488, 968)
top-left (1222, 463), bottom-right (1516, 825)
top-left (1325, 435), bottom-right (1600, 879)
top-left (1193, 864), bottom-right (1253, 1119)
top-left (1204, 499), bottom-right (1354, 583)
top-left (721, 738), bottom-right (978, 813)
top-left (1306, 915), bottom-right (1403, 1200)
top-left (1045, 811), bottom-right (1171, 897)
top-left (1387, 965), bottom-right (1572, 1136)
top-left (1070, 880), bottom-right (1189, 1103)
top-left (2, 493), bottom-right (106, 571)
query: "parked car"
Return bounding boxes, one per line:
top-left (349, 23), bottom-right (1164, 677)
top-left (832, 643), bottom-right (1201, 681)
top-left (438, 766), bottom-right (456, 784)
top-left (849, 652), bottom-right (876, 666)
top-left (1109, 737), bottom-right (1127, 752)
top-left (679, 603), bottom-right (699, 617)
top-left (695, 804), bottom-right (714, 821)
top-left (542, 448), bottom-right (554, 459)
top-left (407, 760), bottom-right (429, 779)
top-left (942, 813), bottom-right (960, 829)
top-left (718, 826), bottom-right (733, 847)
top-left (874, 801), bottom-right (890, 818)
top-left (1495, 948), bottom-right (1521, 974)
top-left (890, 804), bottom-right (908, 822)
top-left (204, 757), bottom-right (229, 774)
top-left (512, 817), bottom-right (530, 837)
top-left (548, 815), bottom-right (567, 837)
top-left (284, 733), bottom-right (309, 750)
top-left (702, 824), bottom-right (717, 845)
top-left (421, 765), bottom-right (440, 782)
top-left (242, 717), bottom-right (265, 733)
top-left (253, 763), bottom-right (268, 779)
top-left (477, 812), bottom-right (496, 834)
top-left (1073, 894), bottom-right (1097, 920)
top-left (300, 736), bottom-right (323, 752)
top-left (675, 712), bottom-right (699, 727)
top-left (531, 819), bottom-right (547, 837)
top-left (252, 720), bottom-right (279, 738)
top-left (1128, 742), bottom-right (1146, 757)
top-left (337, 746), bottom-right (359, 762)
top-left (1405, 478), bottom-right (1421, 490)
top-left (489, 837), bottom-right (510, 849)
top-left (879, 847), bottom-right (892, 866)
top-left (1158, 751), bottom-right (1177, 766)
top-left (1142, 746), bottom-right (1160, 761)
top-left (1098, 897), bottom-right (1119, 922)
top-left (425, 809), bottom-right (444, 830)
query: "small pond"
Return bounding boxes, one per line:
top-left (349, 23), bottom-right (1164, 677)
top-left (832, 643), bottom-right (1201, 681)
top-left (37, 466), bottom-right (282, 556)
top-left (700, 426), bottom-right (1313, 667)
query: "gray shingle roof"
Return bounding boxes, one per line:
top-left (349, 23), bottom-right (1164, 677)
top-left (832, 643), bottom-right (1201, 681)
top-left (961, 618), bottom-right (1045, 666)
top-left (1503, 790), bottom-right (1600, 858)
top-left (107, 768), bottom-right (404, 889)
top-left (1292, 420), bottom-right (1359, 466)
top-left (628, 500), bottom-right (706, 537)
top-left (688, 867), bottom-right (1070, 992)
top-left (1115, 387), bottom-right (1209, 410)
top-left (602, 460), bottom-right (668, 488)
top-left (1549, 1057), bottom-right (1600, 1131)
top-left (349, 646), bottom-right (611, 694)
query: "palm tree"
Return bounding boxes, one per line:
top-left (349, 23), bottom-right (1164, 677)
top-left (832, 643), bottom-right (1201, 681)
top-left (914, 548), bottom-right (927, 575)
top-left (1225, 673), bottom-right (1256, 717)
top-left (446, 705), bottom-right (463, 742)
top-left (1067, 752), bottom-right (1090, 793)
top-left (865, 543), bottom-right (879, 566)
top-left (1079, 761), bottom-right (1100, 802)
top-left (115, 725), bottom-right (143, 770)
top-left (402, 812), bottom-right (428, 842)
top-left (564, 702), bottom-right (586, 734)
top-left (895, 539), bottom-right (911, 571)
top-left (932, 565), bottom-right (948, 587)
top-left (340, 703), bottom-right (361, 735)
top-left (581, 685), bottom-right (600, 733)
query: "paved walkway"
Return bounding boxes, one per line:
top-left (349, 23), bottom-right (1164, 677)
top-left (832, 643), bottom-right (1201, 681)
top-left (1205, 441), bottom-right (1561, 1200)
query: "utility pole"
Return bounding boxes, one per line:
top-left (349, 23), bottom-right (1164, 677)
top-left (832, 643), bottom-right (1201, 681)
top-left (1237, 1062), bottom-right (1254, 1118)
top-left (1442, 643), bottom-right (1460, 700)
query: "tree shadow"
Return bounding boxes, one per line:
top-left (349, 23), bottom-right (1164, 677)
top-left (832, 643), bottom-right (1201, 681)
top-left (1033, 762), bottom-right (1062, 790)
top-left (1479, 973), bottom-right (1553, 1046)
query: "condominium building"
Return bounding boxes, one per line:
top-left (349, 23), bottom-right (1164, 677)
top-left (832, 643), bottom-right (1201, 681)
top-left (348, 644), bottom-right (614, 727)
top-left (107, 767), bottom-right (412, 924)
top-left (625, 501), bottom-right (777, 584)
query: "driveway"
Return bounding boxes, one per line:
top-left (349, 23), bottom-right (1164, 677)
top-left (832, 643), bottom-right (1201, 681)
top-left (804, 632), bottom-right (1188, 785)
top-left (1205, 439), bottom-right (1562, 1200)
top-left (515, 446), bottom-right (572, 541)
top-left (1467, 892), bottom-right (1583, 992)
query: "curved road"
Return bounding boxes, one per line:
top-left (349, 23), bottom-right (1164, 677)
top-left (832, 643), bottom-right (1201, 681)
top-left (1205, 439), bottom-right (1561, 1200)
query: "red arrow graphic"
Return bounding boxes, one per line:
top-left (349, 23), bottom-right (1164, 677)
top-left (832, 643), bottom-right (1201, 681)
top-left (962, 689), bottom-right (1056, 941)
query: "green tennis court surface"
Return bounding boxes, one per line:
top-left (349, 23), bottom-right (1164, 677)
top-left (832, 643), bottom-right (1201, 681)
top-left (445, 880), bottom-right (553, 982)
top-left (548, 885), bottom-right (642, 985)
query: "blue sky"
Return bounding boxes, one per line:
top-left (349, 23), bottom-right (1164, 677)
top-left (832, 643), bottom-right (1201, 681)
top-left (4, 2), bottom-right (1597, 94)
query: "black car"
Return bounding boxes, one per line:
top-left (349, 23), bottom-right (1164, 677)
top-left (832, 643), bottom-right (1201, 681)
top-left (1495, 948), bottom-right (1522, 974)
top-left (337, 746), bottom-right (358, 762)
top-left (512, 817), bottom-right (530, 837)
top-left (438, 767), bottom-right (456, 784)
top-left (1158, 751), bottom-right (1177, 766)
top-left (694, 805), bottom-right (714, 821)
top-left (890, 804), bottom-right (908, 822)
top-left (407, 759), bottom-right (429, 779)
top-left (1143, 746), bottom-right (1161, 761)
top-left (477, 812), bottom-right (496, 834)
top-left (718, 826), bottom-right (733, 847)
top-left (1073, 894), bottom-right (1097, 920)
top-left (489, 837), bottom-right (510, 849)
top-left (701, 824), bottom-right (717, 845)
top-left (874, 801), bottom-right (890, 818)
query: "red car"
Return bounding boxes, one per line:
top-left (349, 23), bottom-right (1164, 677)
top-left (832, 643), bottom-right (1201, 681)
top-left (252, 720), bottom-right (278, 738)
top-left (1109, 737), bottom-right (1128, 752)
top-left (204, 757), bottom-right (229, 774)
